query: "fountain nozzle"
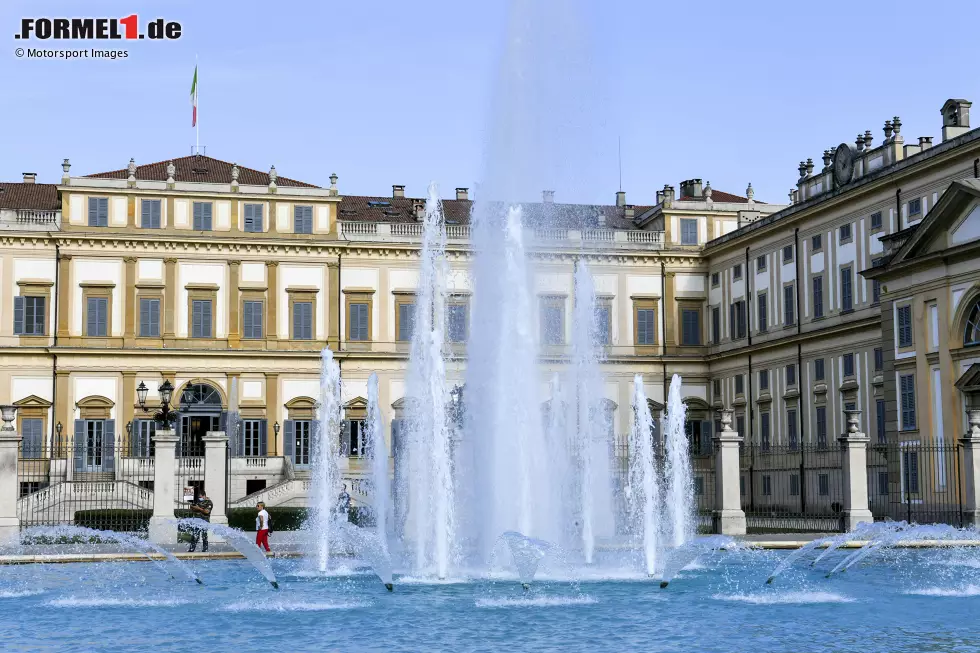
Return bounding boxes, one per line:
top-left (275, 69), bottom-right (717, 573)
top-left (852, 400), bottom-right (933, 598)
top-left (271, 581), bottom-right (280, 590)
top-left (765, 577), bottom-right (774, 585)
top-left (385, 583), bottom-right (394, 592)
top-left (196, 578), bottom-right (204, 585)
top-left (659, 581), bottom-right (669, 589)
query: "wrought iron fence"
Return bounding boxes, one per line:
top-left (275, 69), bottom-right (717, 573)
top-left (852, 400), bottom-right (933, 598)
top-left (868, 440), bottom-right (962, 526)
top-left (739, 444), bottom-right (845, 533)
top-left (17, 445), bottom-right (155, 531)
top-left (692, 453), bottom-right (716, 533)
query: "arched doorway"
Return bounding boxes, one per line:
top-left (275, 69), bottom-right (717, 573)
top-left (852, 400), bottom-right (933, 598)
top-left (178, 382), bottom-right (224, 457)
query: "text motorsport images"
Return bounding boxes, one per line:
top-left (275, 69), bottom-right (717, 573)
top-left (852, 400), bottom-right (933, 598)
top-left (13, 15), bottom-right (181, 61)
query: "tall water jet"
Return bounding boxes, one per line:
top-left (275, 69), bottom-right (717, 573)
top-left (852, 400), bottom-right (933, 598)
top-left (403, 183), bottom-right (456, 578)
top-left (366, 372), bottom-right (389, 549)
top-left (663, 374), bottom-right (694, 548)
top-left (227, 377), bottom-right (241, 455)
top-left (310, 348), bottom-right (342, 572)
top-left (629, 374), bottom-right (661, 576)
top-left (569, 260), bottom-right (613, 563)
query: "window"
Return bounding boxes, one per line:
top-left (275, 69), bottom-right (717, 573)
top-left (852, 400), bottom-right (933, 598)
top-left (292, 420), bottom-right (312, 466)
top-left (294, 205), bottom-right (313, 234)
top-left (965, 300), bottom-right (980, 345)
top-left (759, 369), bottom-right (769, 391)
top-left (635, 301), bottom-right (656, 346)
top-left (872, 278), bottom-right (881, 305)
top-left (813, 275), bottom-right (824, 318)
top-left (88, 197), bottom-right (108, 227)
top-left (243, 300), bottom-right (263, 339)
top-left (839, 223), bottom-right (852, 243)
top-left (242, 419), bottom-right (267, 457)
top-left (86, 297), bottom-right (108, 337)
top-left (811, 234), bottom-right (822, 250)
top-left (343, 420), bottom-right (366, 457)
top-left (349, 302), bottom-right (369, 341)
top-left (397, 301), bottom-right (416, 342)
top-left (292, 302), bottom-right (313, 340)
top-left (878, 471), bottom-right (888, 496)
top-left (762, 475), bottom-right (772, 496)
top-left (841, 267), bottom-right (853, 312)
top-left (902, 447), bottom-right (920, 496)
top-left (874, 347), bottom-right (883, 372)
top-left (133, 420), bottom-right (156, 458)
top-left (681, 308), bottom-right (700, 346)
top-left (736, 415), bottom-right (745, 439)
top-left (757, 292), bottom-right (768, 332)
top-left (711, 306), bottom-right (720, 344)
top-left (786, 363), bottom-right (796, 386)
top-left (730, 300), bottom-right (746, 339)
top-left (815, 358), bottom-right (825, 381)
top-left (789, 473), bottom-right (800, 496)
top-left (13, 296), bottom-right (45, 336)
top-left (897, 305), bottom-right (913, 347)
top-left (733, 264), bottom-right (742, 280)
top-left (191, 299), bottom-right (212, 338)
top-left (787, 409), bottom-right (798, 449)
top-left (712, 379), bottom-right (721, 396)
top-left (816, 406), bottom-right (827, 448)
top-left (908, 198), bottom-right (922, 218)
top-left (680, 218), bottom-right (698, 245)
top-left (876, 399), bottom-right (886, 444)
top-left (843, 353), bottom-right (855, 377)
top-left (20, 418), bottom-right (44, 458)
top-left (694, 476), bottom-right (704, 496)
top-left (871, 211), bottom-right (883, 230)
top-left (141, 199), bottom-right (161, 229)
top-left (818, 474), bottom-right (829, 496)
top-left (244, 203), bottom-right (264, 233)
top-left (735, 374), bottom-right (744, 395)
top-left (740, 475), bottom-right (745, 497)
top-left (139, 298), bottom-right (160, 337)
top-left (782, 245), bottom-right (794, 263)
top-left (900, 374), bottom-right (916, 430)
top-left (595, 304), bottom-right (611, 345)
top-left (447, 302), bottom-right (468, 343)
top-left (540, 298), bottom-right (565, 345)
top-left (757, 255), bottom-right (767, 272)
top-left (711, 272), bottom-right (720, 287)
top-left (784, 285), bottom-right (795, 326)
top-left (761, 412), bottom-right (771, 450)
top-left (192, 202), bottom-right (213, 231)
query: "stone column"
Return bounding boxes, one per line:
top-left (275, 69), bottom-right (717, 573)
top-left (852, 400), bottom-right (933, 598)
top-left (839, 408), bottom-right (874, 531)
top-left (266, 261), bottom-right (279, 348)
top-left (123, 257), bottom-right (137, 346)
top-left (56, 254), bottom-right (72, 340)
top-left (960, 409), bottom-right (980, 529)
top-left (228, 260), bottom-right (241, 349)
top-left (148, 429), bottom-right (179, 545)
top-left (163, 258), bottom-right (178, 347)
top-left (712, 408), bottom-right (746, 535)
top-left (202, 431), bottom-right (229, 527)
top-left (0, 408), bottom-right (22, 544)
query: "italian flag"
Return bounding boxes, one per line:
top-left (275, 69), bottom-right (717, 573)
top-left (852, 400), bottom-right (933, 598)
top-left (190, 65), bottom-right (198, 127)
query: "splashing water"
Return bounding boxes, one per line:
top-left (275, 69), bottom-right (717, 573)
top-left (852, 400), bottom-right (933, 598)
top-left (629, 374), bottom-right (661, 576)
top-left (366, 372), bottom-right (389, 552)
top-left (663, 374), bottom-right (693, 548)
top-left (176, 518), bottom-right (278, 588)
top-left (492, 531), bottom-right (560, 585)
top-left (310, 348), bottom-right (342, 572)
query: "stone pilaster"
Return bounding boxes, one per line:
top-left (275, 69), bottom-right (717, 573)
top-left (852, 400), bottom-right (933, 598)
top-left (664, 271), bottom-right (676, 349)
top-left (713, 408), bottom-right (746, 535)
top-left (266, 261), bottom-right (279, 348)
top-left (123, 257), bottom-right (137, 345)
top-left (121, 372), bottom-right (136, 454)
top-left (327, 261), bottom-right (340, 350)
top-left (0, 412), bottom-right (22, 544)
top-left (203, 431), bottom-right (229, 527)
top-left (148, 429), bottom-right (179, 545)
top-left (228, 260), bottom-right (241, 349)
top-left (839, 408), bottom-right (874, 531)
top-left (57, 254), bottom-right (72, 339)
top-left (163, 258), bottom-right (178, 346)
top-left (960, 409), bottom-right (980, 529)
top-left (265, 373), bottom-right (279, 455)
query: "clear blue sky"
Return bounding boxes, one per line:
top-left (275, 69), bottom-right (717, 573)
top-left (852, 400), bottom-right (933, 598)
top-left (2, 0), bottom-right (978, 206)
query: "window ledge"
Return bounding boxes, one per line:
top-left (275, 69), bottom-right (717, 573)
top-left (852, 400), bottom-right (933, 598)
top-left (813, 383), bottom-right (828, 394)
top-left (732, 395), bottom-right (746, 407)
top-left (841, 308), bottom-right (855, 315)
top-left (872, 374), bottom-right (884, 386)
top-left (756, 392), bottom-right (772, 404)
top-left (783, 388), bottom-right (800, 400)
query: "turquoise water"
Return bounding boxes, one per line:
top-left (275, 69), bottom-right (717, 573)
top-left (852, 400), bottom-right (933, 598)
top-left (2, 548), bottom-right (979, 652)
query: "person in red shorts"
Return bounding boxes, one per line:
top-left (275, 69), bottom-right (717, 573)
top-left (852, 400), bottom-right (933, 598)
top-left (255, 502), bottom-right (271, 553)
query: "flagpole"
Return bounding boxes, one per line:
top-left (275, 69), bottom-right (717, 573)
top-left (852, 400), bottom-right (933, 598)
top-left (195, 55), bottom-right (199, 155)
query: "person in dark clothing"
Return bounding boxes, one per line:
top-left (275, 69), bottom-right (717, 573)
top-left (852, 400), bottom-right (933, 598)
top-left (336, 484), bottom-right (352, 519)
top-left (188, 487), bottom-right (213, 553)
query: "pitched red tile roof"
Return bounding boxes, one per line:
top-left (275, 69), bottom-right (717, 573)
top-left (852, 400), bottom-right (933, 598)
top-left (85, 155), bottom-right (318, 188)
top-left (0, 183), bottom-right (60, 210)
top-left (677, 189), bottom-right (763, 203)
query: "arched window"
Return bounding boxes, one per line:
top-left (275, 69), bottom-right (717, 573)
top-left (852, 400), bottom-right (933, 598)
top-left (180, 383), bottom-right (222, 409)
top-left (965, 300), bottom-right (980, 346)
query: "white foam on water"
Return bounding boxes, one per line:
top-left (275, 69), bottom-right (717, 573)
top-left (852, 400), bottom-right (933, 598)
top-left (286, 567), bottom-right (373, 578)
top-left (904, 585), bottom-right (980, 597)
top-left (396, 575), bottom-right (470, 585)
top-left (475, 595), bottom-right (598, 608)
top-left (0, 589), bottom-right (43, 598)
top-left (47, 597), bottom-right (189, 608)
top-left (221, 599), bottom-right (371, 612)
top-left (711, 591), bottom-right (855, 605)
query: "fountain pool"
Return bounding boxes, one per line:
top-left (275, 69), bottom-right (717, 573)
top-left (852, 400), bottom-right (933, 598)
top-left (3, 546), bottom-right (980, 652)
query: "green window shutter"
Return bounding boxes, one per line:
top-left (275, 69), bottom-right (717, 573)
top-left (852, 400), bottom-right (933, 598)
top-left (103, 420), bottom-right (115, 472)
top-left (14, 296), bottom-right (24, 335)
top-left (259, 420), bottom-right (268, 456)
top-left (283, 420), bottom-right (295, 461)
top-left (73, 420), bottom-right (86, 472)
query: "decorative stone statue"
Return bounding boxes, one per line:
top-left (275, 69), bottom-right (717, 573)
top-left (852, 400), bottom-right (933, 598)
top-left (166, 161), bottom-right (176, 185)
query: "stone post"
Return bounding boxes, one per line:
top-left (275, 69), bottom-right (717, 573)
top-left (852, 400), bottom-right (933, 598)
top-left (0, 406), bottom-right (22, 544)
top-left (839, 408), bottom-right (874, 531)
top-left (148, 429), bottom-right (179, 545)
top-left (203, 431), bottom-right (229, 528)
top-left (713, 408), bottom-right (746, 535)
top-left (960, 409), bottom-right (980, 529)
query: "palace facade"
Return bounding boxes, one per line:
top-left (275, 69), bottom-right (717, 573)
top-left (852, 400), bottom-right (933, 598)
top-left (3, 97), bottom-right (980, 525)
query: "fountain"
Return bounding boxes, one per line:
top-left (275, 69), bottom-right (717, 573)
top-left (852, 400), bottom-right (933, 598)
top-left (663, 374), bottom-right (694, 548)
top-left (309, 348), bottom-right (343, 572)
top-left (629, 374), bottom-right (661, 576)
top-left (176, 518), bottom-right (278, 588)
top-left (227, 377), bottom-right (240, 455)
top-left (492, 531), bottom-right (563, 587)
top-left (366, 372), bottom-right (389, 550)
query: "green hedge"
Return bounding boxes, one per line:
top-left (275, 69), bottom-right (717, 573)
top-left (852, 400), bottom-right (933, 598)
top-left (228, 506), bottom-right (371, 530)
top-left (74, 509), bottom-right (195, 533)
top-left (71, 506), bottom-right (371, 533)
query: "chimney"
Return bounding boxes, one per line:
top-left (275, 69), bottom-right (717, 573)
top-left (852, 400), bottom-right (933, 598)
top-left (455, 187), bottom-right (469, 201)
top-left (542, 190), bottom-right (555, 203)
top-left (412, 199), bottom-right (425, 221)
top-left (22, 172), bottom-right (36, 184)
top-left (625, 205), bottom-right (635, 219)
top-left (919, 136), bottom-right (933, 151)
top-left (61, 158), bottom-right (71, 185)
top-left (662, 184), bottom-right (675, 206)
top-left (615, 190), bottom-right (626, 207)
top-left (941, 99), bottom-right (972, 142)
top-left (679, 178), bottom-right (702, 199)
top-left (393, 184), bottom-right (405, 199)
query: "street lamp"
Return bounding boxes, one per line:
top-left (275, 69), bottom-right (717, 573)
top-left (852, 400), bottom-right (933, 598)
top-left (138, 379), bottom-right (178, 427)
top-left (274, 422), bottom-right (280, 437)
top-left (136, 381), bottom-right (149, 410)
